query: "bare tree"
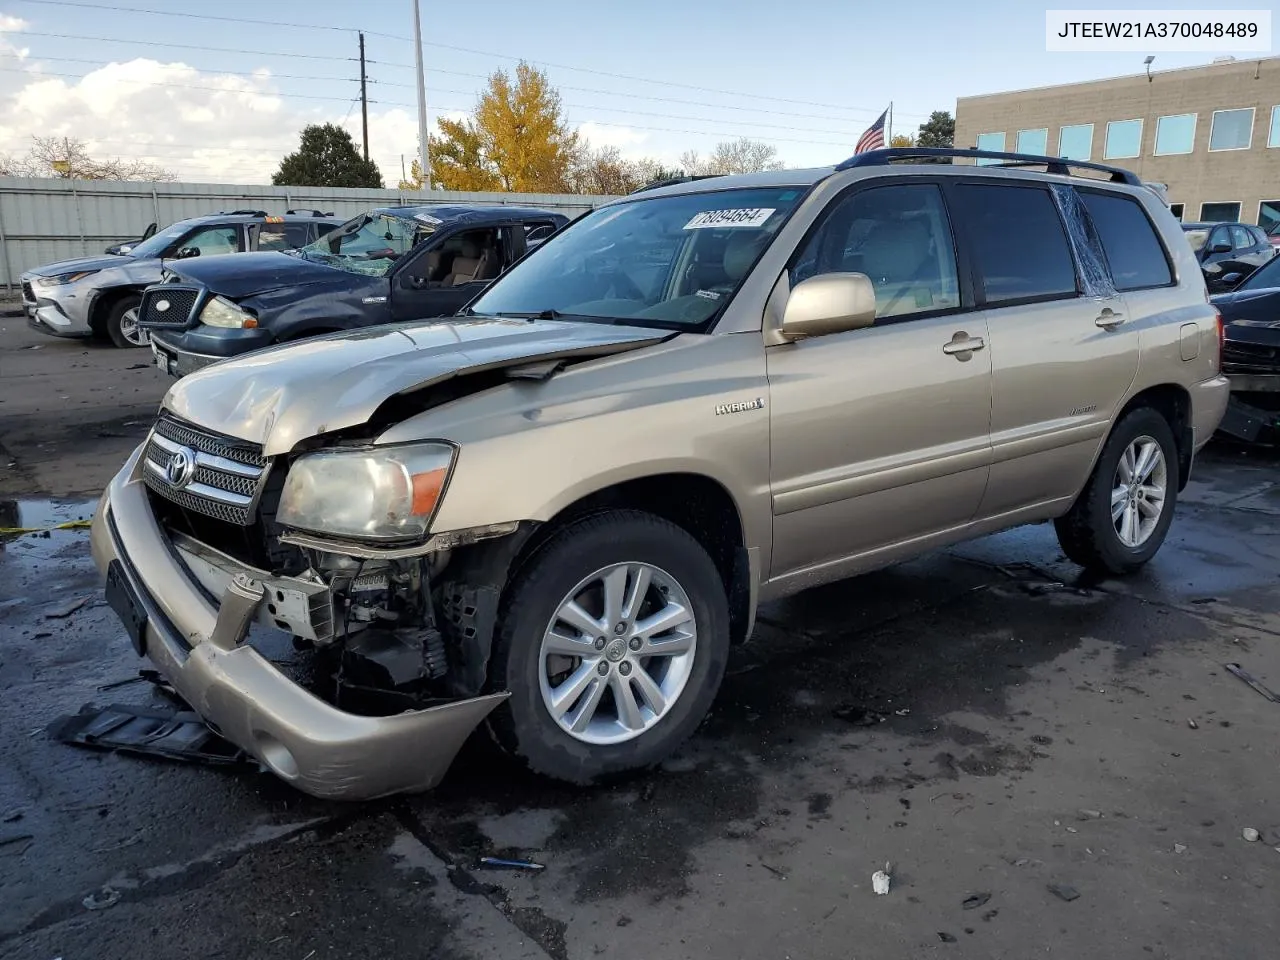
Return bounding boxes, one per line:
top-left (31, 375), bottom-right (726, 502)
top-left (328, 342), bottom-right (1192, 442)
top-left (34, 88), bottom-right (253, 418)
top-left (679, 138), bottom-right (783, 176)
top-left (568, 144), bottom-right (685, 195)
top-left (3, 136), bottom-right (176, 181)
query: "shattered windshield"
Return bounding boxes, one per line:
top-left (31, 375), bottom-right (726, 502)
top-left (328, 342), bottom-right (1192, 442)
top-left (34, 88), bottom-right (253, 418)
top-left (296, 212), bottom-right (433, 277)
top-left (468, 187), bottom-right (806, 330)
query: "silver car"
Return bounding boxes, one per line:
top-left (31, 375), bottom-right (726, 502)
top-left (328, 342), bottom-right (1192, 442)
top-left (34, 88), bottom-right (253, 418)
top-left (21, 211), bottom-right (341, 347)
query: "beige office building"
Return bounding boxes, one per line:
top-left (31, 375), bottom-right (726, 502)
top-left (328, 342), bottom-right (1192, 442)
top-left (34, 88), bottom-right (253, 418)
top-left (954, 57), bottom-right (1280, 230)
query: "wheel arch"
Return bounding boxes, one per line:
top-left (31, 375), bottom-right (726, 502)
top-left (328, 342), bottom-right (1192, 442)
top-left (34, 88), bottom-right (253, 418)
top-left (88, 284), bottom-right (144, 336)
top-left (1116, 383), bottom-right (1193, 491)
top-left (517, 472), bottom-right (754, 645)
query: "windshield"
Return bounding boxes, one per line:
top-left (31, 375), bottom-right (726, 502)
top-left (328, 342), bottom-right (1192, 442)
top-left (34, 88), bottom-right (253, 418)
top-left (1182, 226), bottom-right (1211, 252)
top-left (127, 222), bottom-right (194, 259)
top-left (1239, 254), bottom-right (1280, 291)
top-left (296, 212), bottom-right (432, 277)
top-left (468, 187), bottom-right (806, 330)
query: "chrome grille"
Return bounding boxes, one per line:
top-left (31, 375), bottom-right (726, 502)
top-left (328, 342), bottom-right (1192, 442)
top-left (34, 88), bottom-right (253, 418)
top-left (139, 286), bottom-right (200, 328)
top-left (142, 416), bottom-right (269, 526)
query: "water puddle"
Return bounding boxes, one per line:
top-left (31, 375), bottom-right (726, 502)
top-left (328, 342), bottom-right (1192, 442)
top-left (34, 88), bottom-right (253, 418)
top-left (0, 497), bottom-right (98, 564)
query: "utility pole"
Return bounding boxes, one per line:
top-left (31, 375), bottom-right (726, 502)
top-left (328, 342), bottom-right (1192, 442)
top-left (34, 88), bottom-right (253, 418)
top-left (358, 32), bottom-right (370, 162)
top-left (412, 0), bottom-right (430, 190)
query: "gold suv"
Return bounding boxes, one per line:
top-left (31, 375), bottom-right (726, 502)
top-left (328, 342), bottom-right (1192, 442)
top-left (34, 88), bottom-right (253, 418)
top-left (91, 149), bottom-right (1229, 799)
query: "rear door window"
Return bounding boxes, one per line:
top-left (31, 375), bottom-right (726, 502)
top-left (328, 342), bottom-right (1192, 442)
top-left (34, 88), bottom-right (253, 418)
top-left (951, 183), bottom-right (1078, 305)
top-left (1230, 225), bottom-right (1255, 250)
top-left (1079, 191), bottom-right (1173, 291)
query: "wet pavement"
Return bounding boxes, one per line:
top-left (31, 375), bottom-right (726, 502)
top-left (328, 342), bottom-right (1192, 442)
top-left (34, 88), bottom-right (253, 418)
top-left (2, 315), bottom-right (1280, 958)
top-left (2, 442), bottom-right (1279, 960)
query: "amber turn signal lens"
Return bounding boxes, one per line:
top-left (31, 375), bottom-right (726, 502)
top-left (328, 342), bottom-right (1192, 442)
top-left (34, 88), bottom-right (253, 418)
top-left (411, 467), bottom-right (448, 515)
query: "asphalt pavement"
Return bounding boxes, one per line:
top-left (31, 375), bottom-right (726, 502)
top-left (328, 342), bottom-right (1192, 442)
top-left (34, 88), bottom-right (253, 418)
top-left (2, 319), bottom-right (1279, 959)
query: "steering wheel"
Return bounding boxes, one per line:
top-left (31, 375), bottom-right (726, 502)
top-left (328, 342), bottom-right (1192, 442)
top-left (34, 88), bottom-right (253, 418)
top-left (366, 247), bottom-right (399, 261)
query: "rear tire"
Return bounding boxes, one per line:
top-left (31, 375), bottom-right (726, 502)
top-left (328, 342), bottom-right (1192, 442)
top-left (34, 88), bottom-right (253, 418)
top-left (1055, 407), bottom-right (1178, 575)
top-left (105, 295), bottom-right (147, 348)
top-left (487, 510), bottom-right (730, 784)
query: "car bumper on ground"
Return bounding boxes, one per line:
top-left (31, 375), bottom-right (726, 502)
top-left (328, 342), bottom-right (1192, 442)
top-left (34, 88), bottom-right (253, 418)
top-left (89, 445), bottom-right (508, 800)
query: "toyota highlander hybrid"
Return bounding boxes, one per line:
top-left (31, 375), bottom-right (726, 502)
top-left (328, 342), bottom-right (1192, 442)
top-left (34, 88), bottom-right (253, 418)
top-left (91, 147), bottom-right (1229, 800)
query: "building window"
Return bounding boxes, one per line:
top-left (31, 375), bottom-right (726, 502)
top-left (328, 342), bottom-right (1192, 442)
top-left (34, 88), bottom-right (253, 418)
top-left (1258, 200), bottom-right (1280, 234)
top-left (1209, 108), bottom-right (1254, 151)
top-left (1104, 119), bottom-right (1143, 159)
top-left (1058, 124), bottom-right (1093, 160)
top-left (1269, 106), bottom-right (1280, 147)
top-left (1200, 201), bottom-right (1241, 222)
top-left (1154, 114), bottom-right (1197, 155)
top-left (1016, 128), bottom-right (1048, 155)
top-left (1169, 203), bottom-right (1184, 221)
top-left (974, 132), bottom-right (1005, 164)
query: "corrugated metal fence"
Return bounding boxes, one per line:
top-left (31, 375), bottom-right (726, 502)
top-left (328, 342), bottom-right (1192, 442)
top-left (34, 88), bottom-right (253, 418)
top-left (0, 178), bottom-right (614, 288)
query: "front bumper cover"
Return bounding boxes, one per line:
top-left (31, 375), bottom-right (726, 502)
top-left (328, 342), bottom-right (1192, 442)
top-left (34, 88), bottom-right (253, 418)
top-left (90, 445), bottom-right (508, 800)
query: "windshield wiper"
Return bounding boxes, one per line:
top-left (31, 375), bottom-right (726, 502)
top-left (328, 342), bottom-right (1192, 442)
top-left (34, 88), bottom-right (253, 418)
top-left (492, 309), bottom-right (569, 320)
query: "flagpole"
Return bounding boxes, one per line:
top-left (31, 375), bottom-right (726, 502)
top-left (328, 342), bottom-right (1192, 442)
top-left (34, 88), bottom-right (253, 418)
top-left (887, 101), bottom-right (893, 146)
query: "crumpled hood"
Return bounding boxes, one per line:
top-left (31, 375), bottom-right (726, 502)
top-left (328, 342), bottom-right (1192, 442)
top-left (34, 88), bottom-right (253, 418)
top-left (26, 255), bottom-right (126, 277)
top-left (171, 251), bottom-right (345, 299)
top-left (163, 317), bottom-right (670, 455)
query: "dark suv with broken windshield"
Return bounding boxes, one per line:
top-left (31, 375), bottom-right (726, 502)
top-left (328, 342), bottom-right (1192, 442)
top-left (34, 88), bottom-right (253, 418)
top-left (140, 205), bottom-right (569, 377)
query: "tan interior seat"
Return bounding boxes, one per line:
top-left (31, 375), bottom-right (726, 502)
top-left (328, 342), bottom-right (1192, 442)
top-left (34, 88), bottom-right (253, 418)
top-left (444, 240), bottom-right (484, 286)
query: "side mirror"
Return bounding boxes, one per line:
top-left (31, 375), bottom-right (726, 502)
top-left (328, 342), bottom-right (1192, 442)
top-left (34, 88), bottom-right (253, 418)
top-left (175, 247), bottom-right (200, 259)
top-left (1221, 272), bottom-right (1244, 287)
top-left (1210, 242), bottom-right (1233, 254)
top-left (779, 273), bottom-right (877, 341)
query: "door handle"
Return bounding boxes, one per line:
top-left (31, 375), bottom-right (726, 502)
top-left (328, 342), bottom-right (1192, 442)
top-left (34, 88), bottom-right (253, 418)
top-left (1096, 307), bottom-right (1125, 329)
top-left (942, 332), bottom-right (985, 358)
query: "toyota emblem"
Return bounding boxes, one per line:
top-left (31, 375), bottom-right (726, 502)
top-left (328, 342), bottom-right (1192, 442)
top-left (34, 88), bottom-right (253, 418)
top-left (164, 446), bottom-right (198, 490)
top-left (155, 299), bottom-right (171, 313)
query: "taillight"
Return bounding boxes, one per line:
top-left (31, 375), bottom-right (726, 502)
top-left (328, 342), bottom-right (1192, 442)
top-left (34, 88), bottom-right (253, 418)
top-left (1214, 307), bottom-right (1224, 370)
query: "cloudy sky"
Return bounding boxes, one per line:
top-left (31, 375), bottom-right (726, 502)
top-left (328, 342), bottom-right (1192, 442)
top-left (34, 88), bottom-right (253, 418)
top-left (0, 0), bottom-right (1253, 185)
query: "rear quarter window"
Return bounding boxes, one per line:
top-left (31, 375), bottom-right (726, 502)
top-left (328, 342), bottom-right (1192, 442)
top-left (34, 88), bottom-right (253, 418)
top-left (951, 183), bottom-right (1078, 305)
top-left (1079, 191), bottom-right (1173, 291)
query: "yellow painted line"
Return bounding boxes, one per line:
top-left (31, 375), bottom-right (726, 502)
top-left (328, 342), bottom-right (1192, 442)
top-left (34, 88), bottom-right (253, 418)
top-left (0, 519), bottom-right (94, 536)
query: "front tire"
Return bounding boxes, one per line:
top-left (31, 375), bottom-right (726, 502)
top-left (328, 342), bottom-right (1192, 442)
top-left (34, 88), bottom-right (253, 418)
top-left (1055, 407), bottom-right (1179, 575)
top-left (105, 295), bottom-right (148, 348)
top-left (487, 510), bottom-right (730, 784)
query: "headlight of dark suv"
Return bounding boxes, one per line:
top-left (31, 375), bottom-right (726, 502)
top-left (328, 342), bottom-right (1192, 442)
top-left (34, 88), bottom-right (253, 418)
top-left (198, 295), bottom-right (257, 329)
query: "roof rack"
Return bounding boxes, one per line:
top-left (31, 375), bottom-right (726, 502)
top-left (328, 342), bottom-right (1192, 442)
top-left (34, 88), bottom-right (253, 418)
top-left (629, 174), bottom-right (727, 195)
top-left (287, 208), bottom-right (335, 217)
top-left (220, 208), bottom-right (270, 216)
top-left (835, 147), bottom-right (1143, 186)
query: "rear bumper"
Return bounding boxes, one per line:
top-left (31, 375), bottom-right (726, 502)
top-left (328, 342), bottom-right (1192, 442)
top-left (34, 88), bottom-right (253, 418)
top-left (90, 445), bottom-right (507, 800)
top-left (1191, 374), bottom-right (1230, 452)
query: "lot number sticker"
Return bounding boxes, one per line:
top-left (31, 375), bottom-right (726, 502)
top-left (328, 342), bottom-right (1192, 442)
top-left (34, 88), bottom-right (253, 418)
top-left (684, 208), bottom-right (775, 230)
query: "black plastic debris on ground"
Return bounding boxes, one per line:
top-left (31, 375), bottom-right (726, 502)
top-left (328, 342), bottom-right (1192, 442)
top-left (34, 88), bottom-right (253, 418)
top-left (50, 703), bottom-right (251, 766)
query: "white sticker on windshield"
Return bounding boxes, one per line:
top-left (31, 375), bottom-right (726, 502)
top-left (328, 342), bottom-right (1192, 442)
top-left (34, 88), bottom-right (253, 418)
top-left (683, 208), bottom-right (775, 230)
top-left (414, 213), bottom-right (443, 225)
top-left (695, 289), bottom-right (722, 300)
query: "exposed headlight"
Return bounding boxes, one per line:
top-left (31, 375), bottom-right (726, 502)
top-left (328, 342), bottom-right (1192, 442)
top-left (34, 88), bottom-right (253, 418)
top-left (277, 443), bottom-right (456, 542)
top-left (199, 295), bottom-right (257, 328)
top-left (34, 270), bottom-right (99, 286)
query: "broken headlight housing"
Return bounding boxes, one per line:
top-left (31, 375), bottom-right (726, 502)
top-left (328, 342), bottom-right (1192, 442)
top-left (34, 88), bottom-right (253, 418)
top-left (278, 443), bottom-right (456, 542)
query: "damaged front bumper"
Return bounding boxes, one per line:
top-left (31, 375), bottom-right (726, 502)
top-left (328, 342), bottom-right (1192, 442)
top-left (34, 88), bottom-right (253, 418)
top-left (89, 445), bottom-right (508, 800)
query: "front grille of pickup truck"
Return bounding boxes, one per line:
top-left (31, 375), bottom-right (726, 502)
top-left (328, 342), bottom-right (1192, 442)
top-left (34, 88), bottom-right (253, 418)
top-left (138, 285), bottom-right (200, 328)
top-left (1223, 339), bottom-right (1280, 376)
top-left (142, 415), bottom-right (269, 526)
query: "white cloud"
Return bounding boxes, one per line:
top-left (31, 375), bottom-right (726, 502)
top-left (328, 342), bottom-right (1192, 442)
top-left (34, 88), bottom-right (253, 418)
top-left (0, 13), bottom-right (29, 31)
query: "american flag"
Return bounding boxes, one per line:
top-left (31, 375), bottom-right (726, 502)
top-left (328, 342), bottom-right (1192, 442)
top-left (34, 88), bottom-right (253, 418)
top-left (854, 109), bottom-right (888, 154)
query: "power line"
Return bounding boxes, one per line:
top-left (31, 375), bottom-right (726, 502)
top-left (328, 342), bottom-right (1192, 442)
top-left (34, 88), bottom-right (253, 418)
top-left (3, 63), bottom-right (868, 138)
top-left (10, 21), bottom-right (926, 119)
top-left (19, 51), bottom-right (915, 126)
top-left (0, 67), bottom-right (358, 102)
top-left (15, 30), bottom-right (355, 62)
